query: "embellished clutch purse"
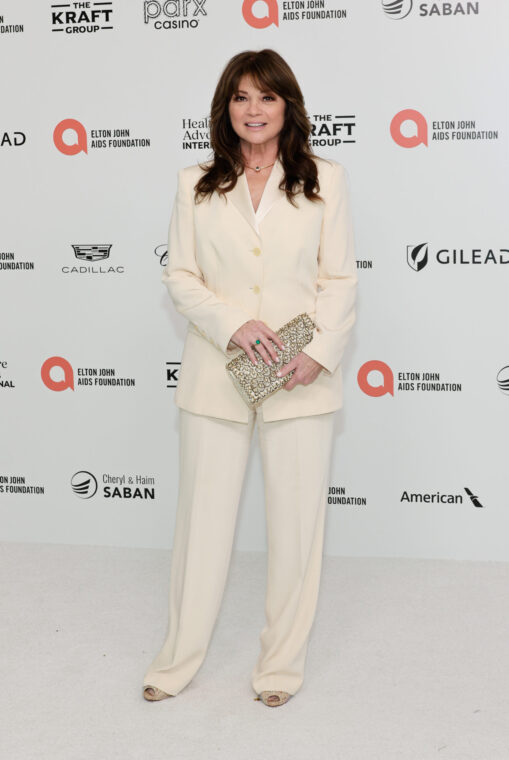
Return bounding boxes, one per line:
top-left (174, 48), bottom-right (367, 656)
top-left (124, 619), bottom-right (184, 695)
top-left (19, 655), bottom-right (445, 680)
top-left (225, 312), bottom-right (316, 409)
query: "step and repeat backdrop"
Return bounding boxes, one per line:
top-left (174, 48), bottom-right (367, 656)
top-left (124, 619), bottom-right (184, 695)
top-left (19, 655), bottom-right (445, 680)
top-left (1, 1), bottom-right (507, 559)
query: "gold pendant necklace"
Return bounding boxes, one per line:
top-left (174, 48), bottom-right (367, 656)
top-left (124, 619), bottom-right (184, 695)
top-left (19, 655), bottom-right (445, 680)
top-left (244, 161), bottom-right (275, 173)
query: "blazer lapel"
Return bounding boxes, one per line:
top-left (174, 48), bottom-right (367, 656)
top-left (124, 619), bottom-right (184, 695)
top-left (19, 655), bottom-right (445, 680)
top-left (225, 156), bottom-right (287, 237)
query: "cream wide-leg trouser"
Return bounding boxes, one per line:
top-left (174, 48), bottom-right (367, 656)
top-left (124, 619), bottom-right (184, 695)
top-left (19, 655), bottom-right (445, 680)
top-left (143, 403), bottom-right (336, 697)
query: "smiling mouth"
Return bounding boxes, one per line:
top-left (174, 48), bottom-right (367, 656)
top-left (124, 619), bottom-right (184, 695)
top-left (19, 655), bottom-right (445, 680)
top-left (245, 123), bottom-right (266, 127)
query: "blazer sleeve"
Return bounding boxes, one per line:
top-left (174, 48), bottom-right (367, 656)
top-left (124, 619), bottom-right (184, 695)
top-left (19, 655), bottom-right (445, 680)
top-left (161, 168), bottom-right (252, 356)
top-left (301, 162), bottom-right (358, 376)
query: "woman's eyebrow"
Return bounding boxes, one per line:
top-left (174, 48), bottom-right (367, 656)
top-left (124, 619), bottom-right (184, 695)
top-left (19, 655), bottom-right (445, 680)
top-left (236, 89), bottom-right (273, 94)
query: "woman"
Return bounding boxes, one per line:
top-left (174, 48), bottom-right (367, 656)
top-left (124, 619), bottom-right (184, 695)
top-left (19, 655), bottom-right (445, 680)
top-left (143, 48), bottom-right (357, 707)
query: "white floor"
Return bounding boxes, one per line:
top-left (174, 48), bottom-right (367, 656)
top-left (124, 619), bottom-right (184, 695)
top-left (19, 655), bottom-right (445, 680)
top-left (2, 541), bottom-right (509, 760)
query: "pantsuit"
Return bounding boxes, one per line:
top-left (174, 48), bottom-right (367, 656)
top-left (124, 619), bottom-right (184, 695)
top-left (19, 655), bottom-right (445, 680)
top-left (144, 153), bottom-right (357, 697)
top-left (143, 404), bottom-right (336, 697)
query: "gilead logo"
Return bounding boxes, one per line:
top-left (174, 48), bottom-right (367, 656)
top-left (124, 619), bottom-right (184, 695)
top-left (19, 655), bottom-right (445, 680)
top-left (242, 0), bottom-right (279, 28)
top-left (54, 118), bottom-right (88, 155)
top-left (357, 360), bottom-right (394, 397)
top-left (41, 357), bottom-right (75, 391)
top-left (390, 109), bottom-right (428, 147)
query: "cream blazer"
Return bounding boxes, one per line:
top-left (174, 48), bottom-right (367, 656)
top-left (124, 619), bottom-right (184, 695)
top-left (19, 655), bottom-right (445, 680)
top-left (161, 155), bottom-right (357, 423)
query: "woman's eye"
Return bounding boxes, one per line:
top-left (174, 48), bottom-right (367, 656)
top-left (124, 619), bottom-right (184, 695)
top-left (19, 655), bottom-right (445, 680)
top-left (233, 95), bottom-right (275, 102)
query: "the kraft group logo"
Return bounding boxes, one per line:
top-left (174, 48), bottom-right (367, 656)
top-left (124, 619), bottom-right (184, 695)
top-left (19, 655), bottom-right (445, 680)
top-left (51, 2), bottom-right (113, 34)
top-left (496, 366), bottom-right (509, 395)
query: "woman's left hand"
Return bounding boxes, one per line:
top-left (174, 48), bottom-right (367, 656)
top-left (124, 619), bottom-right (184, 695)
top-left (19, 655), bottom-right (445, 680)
top-left (276, 351), bottom-right (324, 391)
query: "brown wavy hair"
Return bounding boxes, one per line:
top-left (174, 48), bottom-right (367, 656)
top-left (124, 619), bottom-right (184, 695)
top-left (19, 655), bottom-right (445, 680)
top-left (194, 49), bottom-right (326, 207)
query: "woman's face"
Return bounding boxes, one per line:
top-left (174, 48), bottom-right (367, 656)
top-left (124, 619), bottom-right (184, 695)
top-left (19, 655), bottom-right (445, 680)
top-left (228, 74), bottom-right (286, 152)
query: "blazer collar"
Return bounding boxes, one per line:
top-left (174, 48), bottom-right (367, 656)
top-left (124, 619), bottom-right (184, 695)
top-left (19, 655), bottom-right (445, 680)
top-left (225, 156), bottom-right (287, 237)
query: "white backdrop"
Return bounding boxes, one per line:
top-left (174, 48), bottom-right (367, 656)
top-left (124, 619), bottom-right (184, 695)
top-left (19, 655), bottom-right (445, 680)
top-left (1, 0), bottom-right (508, 560)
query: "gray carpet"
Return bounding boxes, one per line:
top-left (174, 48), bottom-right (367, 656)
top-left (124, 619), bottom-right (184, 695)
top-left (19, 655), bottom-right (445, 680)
top-left (2, 541), bottom-right (509, 760)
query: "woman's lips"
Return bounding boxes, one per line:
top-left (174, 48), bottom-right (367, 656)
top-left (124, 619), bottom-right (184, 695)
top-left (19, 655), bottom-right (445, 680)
top-left (245, 123), bottom-right (266, 130)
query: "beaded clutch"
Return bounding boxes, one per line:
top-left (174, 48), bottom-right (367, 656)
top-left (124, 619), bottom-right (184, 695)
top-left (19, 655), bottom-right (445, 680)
top-left (225, 312), bottom-right (316, 409)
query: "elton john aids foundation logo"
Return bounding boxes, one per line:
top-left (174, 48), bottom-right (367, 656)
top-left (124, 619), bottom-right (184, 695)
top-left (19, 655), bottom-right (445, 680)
top-left (358, 361), bottom-right (462, 395)
top-left (391, 109), bottom-right (428, 147)
top-left (53, 118), bottom-right (150, 154)
top-left (242, 0), bottom-right (279, 27)
top-left (54, 119), bottom-right (88, 155)
top-left (41, 356), bottom-right (135, 390)
top-left (242, 0), bottom-right (347, 28)
top-left (391, 109), bottom-right (498, 146)
top-left (358, 361), bottom-right (394, 397)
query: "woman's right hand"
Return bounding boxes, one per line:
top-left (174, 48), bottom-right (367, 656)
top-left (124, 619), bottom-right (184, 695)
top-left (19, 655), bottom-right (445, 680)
top-left (229, 319), bottom-right (285, 367)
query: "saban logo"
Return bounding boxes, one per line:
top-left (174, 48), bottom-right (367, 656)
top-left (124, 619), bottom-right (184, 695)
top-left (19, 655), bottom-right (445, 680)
top-left (496, 366), bottom-right (509, 395)
top-left (71, 471), bottom-right (98, 499)
top-left (381, 0), bottom-right (413, 19)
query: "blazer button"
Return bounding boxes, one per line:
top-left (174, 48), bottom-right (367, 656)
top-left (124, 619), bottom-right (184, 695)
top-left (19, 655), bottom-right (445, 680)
top-left (253, 285), bottom-right (260, 294)
top-left (252, 247), bottom-right (261, 256)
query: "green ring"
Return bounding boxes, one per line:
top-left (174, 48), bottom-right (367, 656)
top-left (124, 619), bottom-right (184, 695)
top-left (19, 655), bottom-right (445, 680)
top-left (255, 339), bottom-right (261, 344)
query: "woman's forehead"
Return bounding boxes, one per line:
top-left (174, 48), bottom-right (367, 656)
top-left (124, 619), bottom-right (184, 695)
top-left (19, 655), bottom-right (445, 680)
top-left (235, 73), bottom-right (272, 92)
